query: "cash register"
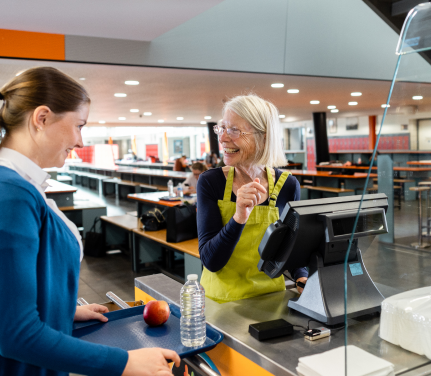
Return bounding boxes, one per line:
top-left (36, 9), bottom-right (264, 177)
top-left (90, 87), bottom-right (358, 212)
top-left (258, 193), bottom-right (388, 325)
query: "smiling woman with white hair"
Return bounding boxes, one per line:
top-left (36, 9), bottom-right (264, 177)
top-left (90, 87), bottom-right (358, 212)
top-left (197, 94), bottom-right (308, 303)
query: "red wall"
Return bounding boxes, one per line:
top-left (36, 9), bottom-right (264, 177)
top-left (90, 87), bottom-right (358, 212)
top-left (306, 134), bottom-right (410, 170)
top-left (146, 144), bottom-right (158, 158)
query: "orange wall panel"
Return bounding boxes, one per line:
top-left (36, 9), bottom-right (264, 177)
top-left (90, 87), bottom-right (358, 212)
top-left (0, 29), bottom-right (64, 60)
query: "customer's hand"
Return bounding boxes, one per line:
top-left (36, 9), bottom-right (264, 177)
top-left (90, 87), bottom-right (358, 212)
top-left (74, 304), bottom-right (109, 322)
top-left (233, 178), bottom-right (267, 224)
top-left (296, 277), bottom-right (308, 294)
top-left (122, 348), bottom-right (181, 376)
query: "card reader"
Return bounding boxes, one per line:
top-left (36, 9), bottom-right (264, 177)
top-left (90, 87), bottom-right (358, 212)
top-left (303, 327), bottom-right (330, 341)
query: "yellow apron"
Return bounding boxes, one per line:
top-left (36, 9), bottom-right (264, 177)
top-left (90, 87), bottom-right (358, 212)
top-left (201, 166), bottom-right (291, 303)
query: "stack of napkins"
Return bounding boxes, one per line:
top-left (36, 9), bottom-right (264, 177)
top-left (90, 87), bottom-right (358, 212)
top-left (297, 345), bottom-right (394, 376)
top-left (380, 286), bottom-right (431, 359)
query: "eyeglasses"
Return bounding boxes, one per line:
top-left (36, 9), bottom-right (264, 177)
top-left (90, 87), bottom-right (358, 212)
top-left (213, 125), bottom-right (263, 140)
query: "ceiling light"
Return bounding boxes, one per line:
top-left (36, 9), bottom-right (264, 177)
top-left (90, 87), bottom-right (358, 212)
top-left (279, 115), bottom-right (285, 118)
top-left (143, 112), bottom-right (152, 116)
top-left (351, 92), bottom-right (362, 96)
top-left (114, 93), bottom-right (127, 97)
top-left (200, 121), bottom-right (206, 124)
top-left (271, 83), bottom-right (284, 88)
top-left (381, 104), bottom-right (390, 108)
top-left (413, 95), bottom-right (423, 100)
top-left (287, 89), bottom-right (299, 93)
top-left (177, 117), bottom-right (184, 120)
top-left (118, 117), bottom-right (126, 120)
top-left (331, 109), bottom-right (339, 113)
top-left (158, 119), bottom-right (164, 123)
top-left (130, 109), bottom-right (139, 113)
top-left (79, 77), bottom-right (86, 81)
top-left (327, 105), bottom-right (336, 109)
top-left (348, 102), bottom-right (358, 105)
top-left (99, 120), bottom-right (106, 124)
top-left (310, 100), bottom-right (320, 104)
top-left (204, 116), bottom-right (212, 120)
top-left (125, 80), bottom-right (139, 85)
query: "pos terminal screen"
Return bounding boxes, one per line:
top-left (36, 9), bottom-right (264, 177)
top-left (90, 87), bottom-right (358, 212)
top-left (331, 213), bottom-right (384, 236)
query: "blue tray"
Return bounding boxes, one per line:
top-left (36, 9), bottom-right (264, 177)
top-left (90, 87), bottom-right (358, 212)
top-left (72, 304), bottom-right (223, 359)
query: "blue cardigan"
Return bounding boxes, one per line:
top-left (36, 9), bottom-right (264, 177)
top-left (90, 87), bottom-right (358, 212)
top-left (0, 167), bottom-right (128, 376)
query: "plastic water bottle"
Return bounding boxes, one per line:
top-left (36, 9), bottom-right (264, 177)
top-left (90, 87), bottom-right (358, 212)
top-left (168, 179), bottom-right (174, 197)
top-left (177, 183), bottom-right (184, 198)
top-left (180, 274), bottom-right (206, 347)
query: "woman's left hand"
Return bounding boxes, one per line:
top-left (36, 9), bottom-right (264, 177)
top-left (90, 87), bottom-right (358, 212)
top-left (296, 277), bottom-right (308, 294)
top-left (74, 304), bottom-right (109, 322)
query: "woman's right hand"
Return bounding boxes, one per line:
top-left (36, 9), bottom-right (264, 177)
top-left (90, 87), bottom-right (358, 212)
top-left (122, 348), bottom-right (181, 376)
top-left (233, 178), bottom-right (267, 224)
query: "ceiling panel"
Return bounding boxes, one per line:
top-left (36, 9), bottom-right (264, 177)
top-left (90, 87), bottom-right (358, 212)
top-left (0, 58), bottom-right (426, 127)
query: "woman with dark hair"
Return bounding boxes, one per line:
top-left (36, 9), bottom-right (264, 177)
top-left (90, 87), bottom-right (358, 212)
top-left (0, 67), bottom-right (180, 376)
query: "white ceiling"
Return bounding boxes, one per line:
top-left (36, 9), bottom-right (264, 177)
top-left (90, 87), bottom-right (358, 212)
top-left (0, 0), bottom-right (223, 41)
top-left (1, 58), bottom-right (429, 127)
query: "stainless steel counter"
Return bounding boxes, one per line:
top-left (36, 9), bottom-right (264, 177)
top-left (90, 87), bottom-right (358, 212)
top-left (135, 274), bottom-right (431, 376)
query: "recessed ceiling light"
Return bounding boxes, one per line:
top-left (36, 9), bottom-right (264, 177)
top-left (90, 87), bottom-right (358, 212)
top-left (413, 95), bottom-right (423, 100)
top-left (327, 105), bottom-right (336, 109)
top-left (204, 116), bottom-right (212, 120)
top-left (381, 104), bottom-right (390, 108)
top-left (130, 109), bottom-right (139, 113)
top-left (143, 112), bottom-right (152, 116)
top-left (99, 120), bottom-right (106, 124)
top-left (310, 100), bottom-right (320, 104)
top-left (351, 92), bottom-right (362, 96)
top-left (279, 115), bottom-right (285, 118)
top-left (125, 80), bottom-right (139, 85)
top-left (271, 83), bottom-right (284, 88)
top-left (114, 93), bottom-right (127, 97)
top-left (331, 109), bottom-right (339, 113)
top-left (118, 117), bottom-right (126, 120)
top-left (200, 121), bottom-right (206, 124)
top-left (287, 89), bottom-right (299, 93)
top-left (158, 119), bottom-right (164, 123)
top-left (177, 117), bottom-right (184, 120)
top-left (79, 77), bottom-right (86, 80)
top-left (348, 102), bottom-right (358, 105)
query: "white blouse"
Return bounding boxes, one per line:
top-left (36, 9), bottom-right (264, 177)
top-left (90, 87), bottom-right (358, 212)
top-left (0, 147), bottom-right (83, 261)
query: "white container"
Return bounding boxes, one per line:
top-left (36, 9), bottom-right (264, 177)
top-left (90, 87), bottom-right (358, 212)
top-left (167, 179), bottom-right (174, 197)
top-left (180, 274), bottom-right (206, 347)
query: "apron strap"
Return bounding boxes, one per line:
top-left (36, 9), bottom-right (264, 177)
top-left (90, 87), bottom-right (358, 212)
top-left (269, 171), bottom-right (291, 207)
top-left (266, 167), bottom-right (274, 194)
top-left (223, 167), bottom-right (235, 201)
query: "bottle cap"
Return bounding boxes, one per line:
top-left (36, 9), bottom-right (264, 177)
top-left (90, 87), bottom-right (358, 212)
top-left (187, 274), bottom-right (198, 281)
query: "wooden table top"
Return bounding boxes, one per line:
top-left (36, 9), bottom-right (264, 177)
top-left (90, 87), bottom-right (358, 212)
top-left (407, 161), bottom-right (431, 165)
top-left (288, 170), bottom-right (378, 178)
top-left (317, 164), bottom-right (431, 172)
top-left (317, 165), bottom-right (376, 170)
top-left (132, 228), bottom-right (199, 258)
top-left (128, 191), bottom-right (183, 207)
top-left (45, 179), bottom-right (77, 194)
top-left (100, 214), bottom-right (143, 231)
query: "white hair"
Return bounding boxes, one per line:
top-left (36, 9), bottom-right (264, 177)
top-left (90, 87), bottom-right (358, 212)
top-left (222, 94), bottom-right (287, 168)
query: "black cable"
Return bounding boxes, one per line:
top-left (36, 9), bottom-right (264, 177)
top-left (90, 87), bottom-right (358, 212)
top-left (293, 324), bottom-right (308, 331)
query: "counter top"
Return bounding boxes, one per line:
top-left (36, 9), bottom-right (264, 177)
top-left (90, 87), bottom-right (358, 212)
top-left (135, 274), bottom-right (430, 376)
top-left (288, 170), bottom-right (378, 179)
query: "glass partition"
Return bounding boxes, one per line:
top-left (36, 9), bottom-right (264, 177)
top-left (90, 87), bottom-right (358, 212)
top-left (345, 3), bottom-right (431, 374)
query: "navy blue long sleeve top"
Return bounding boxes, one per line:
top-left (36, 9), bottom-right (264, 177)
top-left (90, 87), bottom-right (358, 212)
top-left (0, 167), bottom-right (128, 376)
top-left (196, 167), bottom-right (308, 281)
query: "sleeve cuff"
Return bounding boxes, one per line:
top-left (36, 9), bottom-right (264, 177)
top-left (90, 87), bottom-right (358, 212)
top-left (292, 267), bottom-right (309, 281)
top-left (101, 347), bottom-right (129, 376)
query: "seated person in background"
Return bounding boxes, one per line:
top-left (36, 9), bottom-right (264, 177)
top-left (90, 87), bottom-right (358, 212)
top-left (205, 151), bottom-right (218, 168)
top-left (182, 162), bottom-right (207, 194)
top-left (343, 160), bottom-right (352, 166)
top-left (174, 155), bottom-right (188, 171)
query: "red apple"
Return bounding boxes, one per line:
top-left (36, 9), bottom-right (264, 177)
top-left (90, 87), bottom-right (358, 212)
top-left (143, 300), bottom-right (170, 326)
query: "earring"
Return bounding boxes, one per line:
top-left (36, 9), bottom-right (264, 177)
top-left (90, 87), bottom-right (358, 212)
top-left (36, 128), bottom-right (41, 132)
